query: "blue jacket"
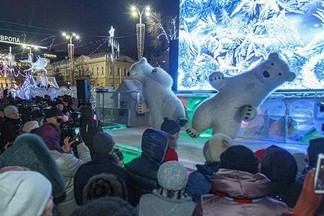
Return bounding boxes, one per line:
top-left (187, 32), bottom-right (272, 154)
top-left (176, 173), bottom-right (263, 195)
top-left (186, 161), bottom-right (220, 202)
top-left (125, 128), bottom-right (168, 205)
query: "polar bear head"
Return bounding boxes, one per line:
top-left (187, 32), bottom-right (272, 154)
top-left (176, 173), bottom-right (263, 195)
top-left (253, 53), bottom-right (296, 90)
top-left (127, 57), bottom-right (154, 82)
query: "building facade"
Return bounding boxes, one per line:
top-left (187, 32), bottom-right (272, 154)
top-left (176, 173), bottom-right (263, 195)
top-left (48, 52), bottom-right (135, 88)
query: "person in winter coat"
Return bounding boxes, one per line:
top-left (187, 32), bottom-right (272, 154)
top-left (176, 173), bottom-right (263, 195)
top-left (0, 105), bottom-right (21, 152)
top-left (74, 131), bottom-right (133, 205)
top-left (125, 128), bottom-right (169, 205)
top-left (298, 137), bottom-right (324, 182)
top-left (261, 145), bottom-right (303, 208)
top-left (32, 123), bottom-right (91, 216)
top-left (160, 117), bottom-right (181, 162)
top-left (78, 105), bottom-right (103, 158)
top-left (138, 161), bottom-right (196, 216)
top-left (186, 133), bottom-right (233, 202)
top-left (193, 145), bottom-right (290, 216)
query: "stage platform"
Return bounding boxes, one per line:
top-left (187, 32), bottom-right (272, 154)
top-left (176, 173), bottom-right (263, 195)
top-left (105, 126), bottom-right (308, 170)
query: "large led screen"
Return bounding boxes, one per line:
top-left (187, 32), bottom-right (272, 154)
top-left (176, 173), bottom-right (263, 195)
top-left (178, 0), bottom-right (324, 91)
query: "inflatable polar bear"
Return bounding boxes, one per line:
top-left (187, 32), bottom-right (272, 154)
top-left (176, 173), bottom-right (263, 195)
top-left (127, 57), bottom-right (187, 128)
top-left (186, 53), bottom-right (296, 139)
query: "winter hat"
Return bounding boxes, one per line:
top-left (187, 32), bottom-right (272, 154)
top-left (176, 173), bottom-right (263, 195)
top-left (22, 120), bottom-right (40, 133)
top-left (161, 117), bottom-right (181, 135)
top-left (307, 137), bottom-right (324, 167)
top-left (83, 173), bottom-right (128, 203)
top-left (220, 145), bottom-right (259, 174)
top-left (261, 145), bottom-right (297, 183)
top-left (3, 105), bottom-right (18, 118)
top-left (203, 133), bottom-right (233, 162)
top-left (0, 171), bottom-right (52, 216)
top-left (92, 132), bottom-right (115, 155)
top-left (44, 107), bottom-right (63, 119)
top-left (0, 133), bottom-right (65, 197)
top-left (157, 161), bottom-right (188, 191)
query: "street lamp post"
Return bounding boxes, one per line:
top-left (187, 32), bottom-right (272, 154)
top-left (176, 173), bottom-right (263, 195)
top-left (62, 32), bottom-right (80, 85)
top-left (131, 5), bottom-right (151, 59)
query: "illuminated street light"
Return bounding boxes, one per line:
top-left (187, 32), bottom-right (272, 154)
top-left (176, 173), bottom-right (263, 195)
top-left (130, 5), bottom-right (151, 59)
top-left (62, 32), bottom-right (80, 84)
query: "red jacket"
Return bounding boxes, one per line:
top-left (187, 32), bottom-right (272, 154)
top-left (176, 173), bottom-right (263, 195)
top-left (164, 147), bottom-right (178, 162)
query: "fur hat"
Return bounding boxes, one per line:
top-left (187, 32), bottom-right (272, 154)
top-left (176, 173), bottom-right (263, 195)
top-left (83, 173), bottom-right (128, 203)
top-left (307, 137), bottom-right (324, 167)
top-left (0, 171), bottom-right (52, 216)
top-left (161, 117), bottom-right (181, 135)
top-left (157, 161), bottom-right (188, 191)
top-left (44, 107), bottom-right (63, 119)
top-left (92, 132), bottom-right (115, 155)
top-left (22, 120), bottom-right (40, 133)
top-left (220, 145), bottom-right (259, 174)
top-left (203, 133), bottom-right (233, 162)
top-left (3, 105), bottom-right (18, 118)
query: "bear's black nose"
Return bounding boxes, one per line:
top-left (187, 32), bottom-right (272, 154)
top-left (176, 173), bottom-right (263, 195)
top-left (127, 72), bottom-right (130, 76)
top-left (263, 71), bottom-right (270, 78)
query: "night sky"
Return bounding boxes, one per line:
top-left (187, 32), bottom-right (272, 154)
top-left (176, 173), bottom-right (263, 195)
top-left (0, 0), bottom-right (179, 58)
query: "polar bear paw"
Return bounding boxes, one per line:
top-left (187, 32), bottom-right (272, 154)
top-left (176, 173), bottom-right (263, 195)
top-left (240, 105), bottom-right (257, 121)
top-left (136, 101), bottom-right (149, 114)
top-left (209, 71), bottom-right (225, 91)
top-left (186, 128), bottom-right (200, 138)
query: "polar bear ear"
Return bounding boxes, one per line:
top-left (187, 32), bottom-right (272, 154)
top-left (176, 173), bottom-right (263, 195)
top-left (268, 53), bottom-right (279, 59)
top-left (139, 57), bottom-right (148, 64)
top-left (287, 72), bottom-right (296, 81)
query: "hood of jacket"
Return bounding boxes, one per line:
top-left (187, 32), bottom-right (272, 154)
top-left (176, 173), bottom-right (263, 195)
top-left (211, 168), bottom-right (270, 199)
top-left (141, 128), bottom-right (169, 163)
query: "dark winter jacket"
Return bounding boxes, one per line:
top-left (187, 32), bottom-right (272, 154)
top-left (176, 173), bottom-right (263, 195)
top-left (0, 117), bottom-right (21, 151)
top-left (74, 154), bottom-right (133, 205)
top-left (79, 105), bottom-right (103, 158)
top-left (261, 145), bottom-right (303, 208)
top-left (186, 161), bottom-right (220, 202)
top-left (192, 169), bottom-right (290, 216)
top-left (125, 128), bottom-right (169, 205)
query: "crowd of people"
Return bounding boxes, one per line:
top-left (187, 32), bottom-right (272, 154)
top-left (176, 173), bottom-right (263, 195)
top-left (0, 93), bottom-right (323, 216)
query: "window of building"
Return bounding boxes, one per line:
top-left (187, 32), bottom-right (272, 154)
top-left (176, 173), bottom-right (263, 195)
top-left (124, 69), bottom-right (127, 76)
top-left (102, 67), bottom-right (104, 75)
top-left (97, 67), bottom-right (99, 76)
top-left (110, 67), bottom-right (113, 75)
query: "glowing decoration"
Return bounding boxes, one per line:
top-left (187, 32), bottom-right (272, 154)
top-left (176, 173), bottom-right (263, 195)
top-left (58, 86), bottom-right (71, 96)
top-left (21, 56), bottom-right (48, 73)
top-left (108, 26), bottom-right (120, 88)
top-left (178, 0), bottom-right (324, 91)
top-left (130, 5), bottom-right (151, 59)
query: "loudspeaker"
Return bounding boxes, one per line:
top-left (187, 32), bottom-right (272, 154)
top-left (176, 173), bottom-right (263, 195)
top-left (76, 79), bottom-right (91, 100)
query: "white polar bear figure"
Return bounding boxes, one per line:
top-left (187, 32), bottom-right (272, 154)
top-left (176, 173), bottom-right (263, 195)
top-left (186, 53), bottom-right (296, 139)
top-left (127, 57), bottom-right (187, 128)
